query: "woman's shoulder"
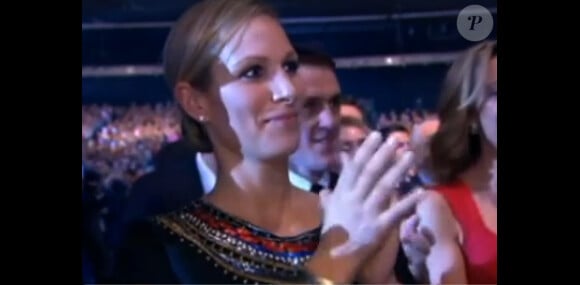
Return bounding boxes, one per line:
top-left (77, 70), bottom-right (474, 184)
top-left (426, 180), bottom-right (472, 210)
top-left (416, 190), bottom-right (461, 241)
top-left (431, 180), bottom-right (469, 192)
top-left (417, 190), bottom-right (452, 217)
top-left (151, 199), bottom-right (205, 239)
top-left (112, 203), bottom-right (194, 284)
top-left (113, 199), bottom-right (248, 284)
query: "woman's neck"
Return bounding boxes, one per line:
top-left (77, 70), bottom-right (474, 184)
top-left (207, 150), bottom-right (295, 214)
top-left (460, 141), bottom-right (497, 205)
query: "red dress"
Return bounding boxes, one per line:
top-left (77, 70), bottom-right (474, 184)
top-left (435, 181), bottom-right (497, 284)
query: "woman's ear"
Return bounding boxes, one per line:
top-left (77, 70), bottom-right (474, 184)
top-left (174, 81), bottom-right (210, 122)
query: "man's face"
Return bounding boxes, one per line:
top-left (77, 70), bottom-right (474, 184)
top-left (291, 64), bottom-right (341, 173)
top-left (387, 130), bottom-right (411, 161)
top-left (339, 125), bottom-right (369, 158)
top-left (340, 104), bottom-right (364, 122)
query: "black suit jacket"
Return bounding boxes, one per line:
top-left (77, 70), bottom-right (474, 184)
top-left (83, 167), bottom-right (105, 284)
top-left (122, 139), bottom-right (204, 223)
top-left (113, 140), bottom-right (205, 283)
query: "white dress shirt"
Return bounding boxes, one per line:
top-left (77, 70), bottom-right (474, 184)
top-left (288, 171), bottom-right (314, 191)
top-left (195, 153), bottom-right (314, 193)
top-left (196, 153), bottom-right (216, 194)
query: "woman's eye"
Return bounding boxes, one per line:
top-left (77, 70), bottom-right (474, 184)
top-left (283, 60), bottom-right (299, 73)
top-left (240, 65), bottom-right (263, 79)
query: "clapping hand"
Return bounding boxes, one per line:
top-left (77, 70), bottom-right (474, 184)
top-left (307, 132), bottom-right (426, 283)
top-left (401, 214), bottom-right (434, 282)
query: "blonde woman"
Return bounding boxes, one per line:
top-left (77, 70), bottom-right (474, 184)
top-left (113, 0), bottom-right (423, 283)
top-left (417, 41), bottom-right (497, 284)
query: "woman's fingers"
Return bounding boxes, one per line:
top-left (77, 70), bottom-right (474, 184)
top-left (365, 151), bottom-right (416, 210)
top-left (319, 189), bottom-right (332, 210)
top-left (335, 131), bottom-right (383, 195)
top-left (400, 214), bottom-right (421, 241)
top-left (352, 135), bottom-right (400, 200)
top-left (377, 190), bottom-right (426, 233)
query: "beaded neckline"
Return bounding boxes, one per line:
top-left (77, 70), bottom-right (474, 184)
top-left (196, 199), bottom-right (321, 238)
top-left (154, 199), bottom-right (321, 284)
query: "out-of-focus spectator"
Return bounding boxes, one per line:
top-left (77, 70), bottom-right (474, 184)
top-left (82, 102), bottom-right (181, 184)
top-left (338, 116), bottom-right (370, 159)
top-left (340, 95), bottom-right (371, 125)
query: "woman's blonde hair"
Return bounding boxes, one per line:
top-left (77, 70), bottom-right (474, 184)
top-left (163, 0), bottom-right (277, 151)
top-left (430, 40), bottom-right (497, 184)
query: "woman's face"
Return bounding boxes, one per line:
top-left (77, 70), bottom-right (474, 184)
top-left (479, 56), bottom-right (497, 148)
top-left (202, 15), bottom-right (301, 160)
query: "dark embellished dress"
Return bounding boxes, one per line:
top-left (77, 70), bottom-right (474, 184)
top-left (113, 199), bottom-right (321, 284)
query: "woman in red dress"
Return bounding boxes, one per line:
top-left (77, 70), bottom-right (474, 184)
top-left (417, 40), bottom-right (497, 284)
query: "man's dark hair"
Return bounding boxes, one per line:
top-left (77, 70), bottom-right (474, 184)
top-left (341, 96), bottom-right (366, 115)
top-left (340, 95), bottom-right (377, 127)
top-left (295, 46), bottom-right (336, 70)
top-left (339, 116), bottom-right (368, 130)
top-left (379, 123), bottom-right (410, 139)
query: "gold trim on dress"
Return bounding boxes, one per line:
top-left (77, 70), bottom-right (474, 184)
top-left (154, 202), bottom-right (320, 284)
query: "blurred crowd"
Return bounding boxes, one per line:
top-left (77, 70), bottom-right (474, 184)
top-left (82, 103), bottom-right (182, 184)
top-left (82, 101), bottom-right (433, 184)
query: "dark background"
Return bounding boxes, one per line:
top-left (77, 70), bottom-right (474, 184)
top-left (82, 0), bottom-right (497, 110)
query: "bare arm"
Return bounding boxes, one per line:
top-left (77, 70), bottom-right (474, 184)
top-left (416, 191), bottom-right (467, 284)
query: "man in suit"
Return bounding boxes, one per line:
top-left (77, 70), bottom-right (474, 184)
top-left (288, 47), bottom-right (342, 192)
top-left (288, 47), bottom-right (429, 284)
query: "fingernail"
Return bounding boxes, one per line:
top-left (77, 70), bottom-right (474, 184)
top-left (386, 136), bottom-right (398, 146)
top-left (369, 131), bottom-right (382, 141)
top-left (413, 187), bottom-right (425, 193)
